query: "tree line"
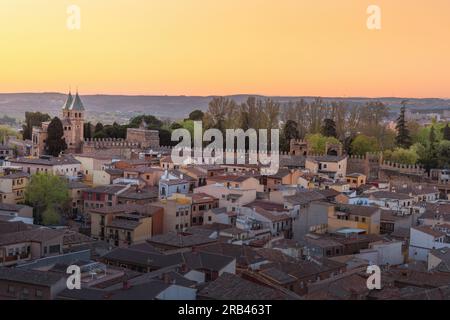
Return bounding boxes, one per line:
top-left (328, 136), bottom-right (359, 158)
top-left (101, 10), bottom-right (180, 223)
top-left (21, 97), bottom-right (450, 170)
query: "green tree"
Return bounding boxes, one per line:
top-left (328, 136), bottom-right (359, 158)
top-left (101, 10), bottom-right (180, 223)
top-left (94, 122), bottom-right (104, 133)
top-left (24, 173), bottom-right (69, 225)
top-left (436, 140), bottom-right (450, 168)
top-left (306, 133), bottom-right (341, 154)
top-left (42, 207), bottom-right (60, 226)
top-left (204, 97), bottom-right (238, 132)
top-left (359, 102), bottom-right (389, 140)
top-left (84, 122), bottom-right (92, 139)
top-left (395, 101), bottom-right (412, 148)
top-left (45, 117), bottom-right (67, 156)
top-left (188, 110), bottom-right (204, 121)
top-left (379, 129), bottom-right (397, 151)
top-left (321, 118), bottom-right (337, 138)
top-left (103, 122), bottom-right (127, 139)
top-left (281, 120), bottom-right (300, 152)
top-left (22, 112), bottom-right (51, 140)
top-left (443, 123), bottom-right (450, 141)
top-left (417, 128), bottom-right (439, 171)
top-left (350, 135), bottom-right (380, 155)
top-left (93, 130), bottom-right (108, 139)
top-left (415, 123), bottom-right (444, 147)
top-left (384, 147), bottom-right (419, 165)
top-left (159, 129), bottom-right (173, 147)
top-left (170, 122), bottom-right (183, 131)
top-left (129, 115), bottom-right (162, 130)
top-left (0, 125), bottom-right (21, 143)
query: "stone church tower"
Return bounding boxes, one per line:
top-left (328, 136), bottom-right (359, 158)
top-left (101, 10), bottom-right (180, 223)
top-left (31, 91), bottom-right (85, 157)
top-left (61, 91), bottom-right (85, 154)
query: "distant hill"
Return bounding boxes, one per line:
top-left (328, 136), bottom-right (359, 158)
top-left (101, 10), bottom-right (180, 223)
top-left (1, 93), bottom-right (449, 124)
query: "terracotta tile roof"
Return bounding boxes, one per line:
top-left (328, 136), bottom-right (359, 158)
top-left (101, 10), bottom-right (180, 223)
top-left (197, 272), bottom-right (291, 300)
top-left (244, 200), bottom-right (287, 212)
top-left (252, 207), bottom-right (291, 222)
top-left (0, 228), bottom-right (64, 246)
top-left (412, 225), bottom-right (446, 238)
top-left (198, 243), bottom-right (266, 267)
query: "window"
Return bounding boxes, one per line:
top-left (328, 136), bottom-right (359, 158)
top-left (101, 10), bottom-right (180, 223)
top-left (35, 290), bottom-right (43, 298)
top-left (208, 216), bottom-right (212, 222)
top-left (362, 218), bottom-right (366, 223)
top-left (8, 285), bottom-right (15, 293)
top-left (49, 245), bottom-right (60, 254)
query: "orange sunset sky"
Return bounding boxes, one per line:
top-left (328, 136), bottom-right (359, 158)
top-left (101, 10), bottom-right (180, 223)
top-left (0, 0), bottom-right (450, 97)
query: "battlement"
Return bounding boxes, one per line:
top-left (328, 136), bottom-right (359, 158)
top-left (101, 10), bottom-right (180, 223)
top-left (348, 152), bottom-right (383, 160)
top-left (380, 161), bottom-right (425, 174)
top-left (83, 138), bottom-right (141, 149)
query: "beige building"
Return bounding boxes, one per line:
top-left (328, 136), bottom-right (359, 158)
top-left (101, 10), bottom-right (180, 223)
top-left (123, 166), bottom-right (164, 187)
top-left (74, 154), bottom-right (113, 184)
top-left (0, 228), bottom-right (64, 267)
top-left (90, 204), bottom-right (163, 247)
top-left (346, 173), bottom-right (367, 188)
top-left (0, 173), bottom-right (29, 204)
top-left (9, 156), bottom-right (81, 177)
top-left (68, 181), bottom-right (89, 216)
top-left (190, 193), bottom-right (219, 225)
top-left (195, 175), bottom-right (263, 212)
top-left (265, 169), bottom-right (303, 192)
top-left (305, 155), bottom-right (348, 180)
top-left (327, 204), bottom-right (381, 235)
top-left (92, 168), bottom-right (123, 186)
top-left (154, 193), bottom-right (192, 233)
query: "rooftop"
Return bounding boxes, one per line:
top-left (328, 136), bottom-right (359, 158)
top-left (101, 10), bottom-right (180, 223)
top-left (335, 204), bottom-right (380, 217)
top-left (412, 225), bottom-right (446, 238)
top-left (84, 185), bottom-right (128, 195)
top-left (10, 155), bottom-right (81, 166)
top-left (148, 232), bottom-right (217, 249)
top-left (197, 272), bottom-right (290, 300)
top-left (0, 172), bottom-right (30, 179)
top-left (0, 268), bottom-right (64, 287)
top-left (0, 228), bottom-right (64, 246)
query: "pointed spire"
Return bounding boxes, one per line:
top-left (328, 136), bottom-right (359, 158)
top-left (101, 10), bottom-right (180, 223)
top-left (62, 90), bottom-right (73, 110)
top-left (70, 89), bottom-right (85, 111)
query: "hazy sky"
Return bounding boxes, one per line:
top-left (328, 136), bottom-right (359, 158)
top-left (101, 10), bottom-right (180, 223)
top-left (1, 0), bottom-right (450, 97)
